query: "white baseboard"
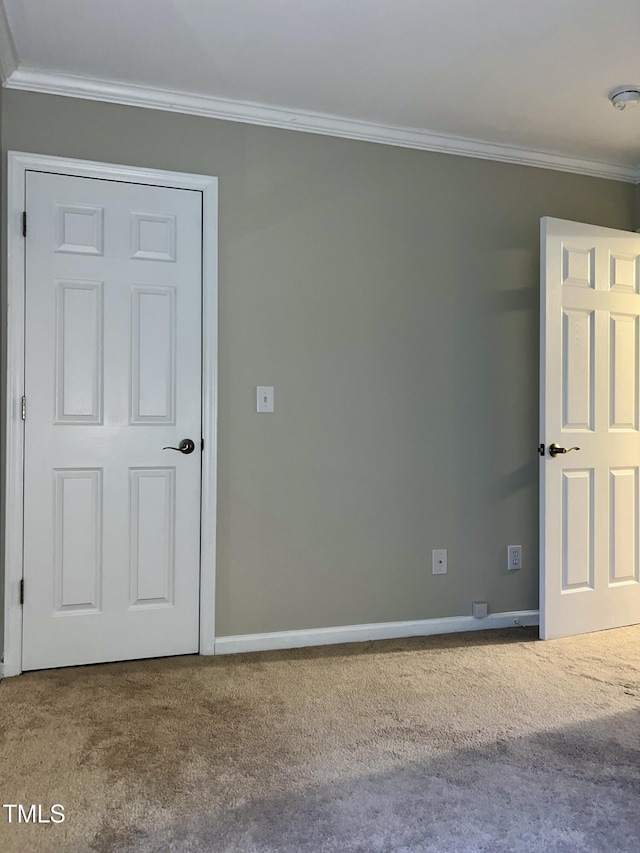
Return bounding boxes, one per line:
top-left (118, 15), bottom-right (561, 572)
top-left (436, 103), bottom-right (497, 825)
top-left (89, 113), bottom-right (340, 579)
top-left (0, 612), bottom-right (538, 673)
top-left (213, 609), bottom-right (539, 655)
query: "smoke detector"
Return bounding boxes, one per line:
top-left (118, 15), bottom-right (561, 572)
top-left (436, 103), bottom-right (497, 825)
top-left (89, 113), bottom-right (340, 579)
top-left (609, 85), bottom-right (640, 111)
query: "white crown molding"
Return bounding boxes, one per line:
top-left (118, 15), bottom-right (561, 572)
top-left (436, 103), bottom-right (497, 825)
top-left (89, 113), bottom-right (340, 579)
top-left (5, 66), bottom-right (640, 183)
top-left (213, 610), bottom-right (540, 655)
top-left (0, 3), bottom-right (18, 82)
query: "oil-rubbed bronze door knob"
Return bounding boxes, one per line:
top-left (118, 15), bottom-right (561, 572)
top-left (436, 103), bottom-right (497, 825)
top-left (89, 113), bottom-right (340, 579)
top-left (548, 443), bottom-right (580, 458)
top-left (162, 439), bottom-right (196, 454)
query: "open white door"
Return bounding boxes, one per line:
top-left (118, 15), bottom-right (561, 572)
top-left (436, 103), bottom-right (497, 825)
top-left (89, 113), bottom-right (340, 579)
top-left (541, 217), bottom-right (640, 639)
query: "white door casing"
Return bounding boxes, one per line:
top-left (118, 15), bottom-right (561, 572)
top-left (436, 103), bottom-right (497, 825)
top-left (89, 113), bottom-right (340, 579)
top-left (541, 217), bottom-right (640, 640)
top-left (3, 153), bottom-right (218, 676)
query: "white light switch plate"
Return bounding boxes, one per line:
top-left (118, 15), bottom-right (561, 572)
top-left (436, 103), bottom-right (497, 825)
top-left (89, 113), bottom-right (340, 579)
top-left (257, 386), bottom-right (274, 413)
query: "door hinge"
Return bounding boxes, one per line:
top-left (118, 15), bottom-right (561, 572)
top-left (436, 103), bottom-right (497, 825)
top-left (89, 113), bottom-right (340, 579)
top-left (22, 211), bottom-right (27, 237)
top-left (21, 396), bottom-right (26, 421)
top-left (20, 579), bottom-right (24, 605)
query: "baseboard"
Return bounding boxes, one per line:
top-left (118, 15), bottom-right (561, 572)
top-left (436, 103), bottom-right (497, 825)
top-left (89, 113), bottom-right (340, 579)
top-left (213, 610), bottom-right (539, 655)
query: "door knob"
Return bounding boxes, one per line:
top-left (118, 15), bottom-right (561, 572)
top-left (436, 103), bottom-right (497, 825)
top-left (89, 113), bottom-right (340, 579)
top-left (162, 439), bottom-right (195, 454)
top-left (548, 443), bottom-right (580, 458)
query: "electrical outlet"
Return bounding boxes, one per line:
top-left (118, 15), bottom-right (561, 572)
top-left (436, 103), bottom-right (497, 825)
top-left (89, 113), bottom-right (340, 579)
top-left (507, 545), bottom-right (522, 571)
top-left (472, 601), bottom-right (488, 618)
top-left (432, 549), bottom-right (447, 575)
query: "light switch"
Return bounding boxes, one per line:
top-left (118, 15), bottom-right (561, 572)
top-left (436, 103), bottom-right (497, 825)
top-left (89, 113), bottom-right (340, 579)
top-left (257, 386), bottom-right (274, 413)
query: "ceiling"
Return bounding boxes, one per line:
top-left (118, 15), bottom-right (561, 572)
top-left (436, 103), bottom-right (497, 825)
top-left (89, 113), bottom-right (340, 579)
top-left (1, 0), bottom-right (639, 181)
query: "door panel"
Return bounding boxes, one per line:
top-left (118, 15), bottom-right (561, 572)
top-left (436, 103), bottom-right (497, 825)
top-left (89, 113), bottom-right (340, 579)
top-left (22, 171), bottom-right (202, 670)
top-left (131, 285), bottom-right (176, 422)
top-left (54, 468), bottom-right (103, 613)
top-left (55, 280), bottom-right (103, 423)
top-left (541, 218), bottom-right (640, 639)
top-left (129, 467), bottom-right (176, 607)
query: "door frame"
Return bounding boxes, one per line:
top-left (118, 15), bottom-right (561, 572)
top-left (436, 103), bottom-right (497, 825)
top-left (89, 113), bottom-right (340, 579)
top-left (3, 151), bottom-right (218, 676)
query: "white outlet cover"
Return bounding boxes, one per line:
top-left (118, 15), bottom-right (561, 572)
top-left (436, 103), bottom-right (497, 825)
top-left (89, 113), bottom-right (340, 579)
top-left (507, 545), bottom-right (522, 571)
top-left (432, 548), bottom-right (447, 575)
top-left (472, 601), bottom-right (488, 618)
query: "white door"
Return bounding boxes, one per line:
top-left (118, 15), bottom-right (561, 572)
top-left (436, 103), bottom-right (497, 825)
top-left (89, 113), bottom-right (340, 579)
top-left (22, 171), bottom-right (202, 670)
top-left (541, 217), bottom-right (640, 639)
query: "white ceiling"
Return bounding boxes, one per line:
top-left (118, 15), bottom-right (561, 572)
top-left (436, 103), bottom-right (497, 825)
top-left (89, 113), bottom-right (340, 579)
top-left (1, 0), bottom-right (640, 180)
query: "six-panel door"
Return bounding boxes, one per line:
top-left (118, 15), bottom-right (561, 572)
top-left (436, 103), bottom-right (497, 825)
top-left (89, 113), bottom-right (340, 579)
top-left (541, 218), bottom-right (640, 639)
top-left (22, 171), bottom-right (202, 670)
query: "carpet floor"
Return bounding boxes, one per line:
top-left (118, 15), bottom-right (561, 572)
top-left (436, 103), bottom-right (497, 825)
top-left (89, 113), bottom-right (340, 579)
top-left (1, 626), bottom-right (640, 852)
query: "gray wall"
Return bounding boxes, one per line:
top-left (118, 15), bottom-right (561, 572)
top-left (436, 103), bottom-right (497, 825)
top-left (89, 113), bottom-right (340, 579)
top-left (1, 89), bottom-right (636, 639)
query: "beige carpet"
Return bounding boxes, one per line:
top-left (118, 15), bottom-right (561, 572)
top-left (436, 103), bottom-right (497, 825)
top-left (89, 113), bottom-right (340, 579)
top-left (1, 626), bottom-right (640, 852)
